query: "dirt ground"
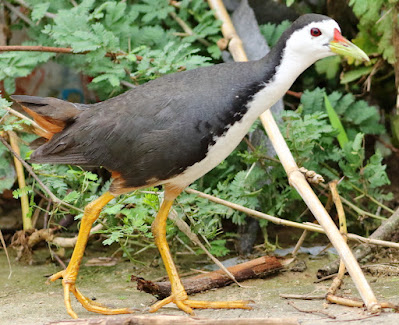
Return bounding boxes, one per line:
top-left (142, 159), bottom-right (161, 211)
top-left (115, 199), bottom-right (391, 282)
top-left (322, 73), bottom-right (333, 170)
top-left (1, 247), bottom-right (399, 325)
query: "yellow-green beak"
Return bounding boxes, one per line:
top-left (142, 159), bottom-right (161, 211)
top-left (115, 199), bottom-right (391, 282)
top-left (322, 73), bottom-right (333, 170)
top-left (329, 28), bottom-right (369, 62)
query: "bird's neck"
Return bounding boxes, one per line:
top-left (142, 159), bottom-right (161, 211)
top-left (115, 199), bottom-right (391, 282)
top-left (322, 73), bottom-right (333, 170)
top-left (269, 38), bottom-right (319, 90)
top-left (247, 41), bottom-right (319, 118)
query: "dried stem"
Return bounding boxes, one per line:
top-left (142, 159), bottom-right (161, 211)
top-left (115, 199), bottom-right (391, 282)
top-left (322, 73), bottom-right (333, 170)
top-left (168, 208), bottom-right (242, 287)
top-left (291, 230), bottom-right (308, 257)
top-left (51, 224), bottom-right (103, 248)
top-left (0, 228), bottom-right (12, 279)
top-left (8, 131), bottom-right (32, 230)
top-left (3, 105), bottom-right (48, 134)
top-left (185, 188), bottom-right (399, 249)
top-left (0, 45), bottom-right (143, 61)
top-left (169, 11), bottom-right (211, 47)
top-left (4, 1), bottom-right (33, 26)
top-left (327, 181), bottom-right (348, 302)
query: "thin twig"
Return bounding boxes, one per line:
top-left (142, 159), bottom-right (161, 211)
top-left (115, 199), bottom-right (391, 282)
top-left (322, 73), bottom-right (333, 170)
top-left (0, 228), bottom-right (12, 279)
top-left (120, 80), bottom-right (136, 89)
top-left (280, 294), bottom-right (325, 300)
top-left (287, 301), bottom-right (336, 319)
top-left (52, 253), bottom-right (67, 269)
top-left (168, 208), bottom-right (244, 288)
top-left (243, 137), bottom-right (280, 163)
top-left (0, 134), bottom-right (83, 213)
top-left (0, 111), bottom-right (9, 125)
top-left (286, 90), bottom-right (303, 98)
top-left (169, 11), bottom-right (211, 47)
top-left (3, 106), bottom-right (48, 133)
top-left (0, 45), bottom-right (143, 61)
top-left (31, 197), bottom-right (45, 228)
top-left (4, 1), bottom-right (33, 26)
top-left (291, 230), bottom-right (308, 257)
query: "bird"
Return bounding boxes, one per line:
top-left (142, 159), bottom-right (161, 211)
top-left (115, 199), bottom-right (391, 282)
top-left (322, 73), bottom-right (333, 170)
top-left (11, 13), bottom-right (369, 319)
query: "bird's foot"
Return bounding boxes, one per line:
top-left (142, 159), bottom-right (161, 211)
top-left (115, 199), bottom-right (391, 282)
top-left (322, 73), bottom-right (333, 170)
top-left (149, 291), bottom-right (253, 315)
top-left (48, 270), bottom-right (134, 319)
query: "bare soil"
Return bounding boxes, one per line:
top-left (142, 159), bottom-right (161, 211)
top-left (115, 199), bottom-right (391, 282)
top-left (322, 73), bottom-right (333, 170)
top-left (1, 247), bottom-right (399, 325)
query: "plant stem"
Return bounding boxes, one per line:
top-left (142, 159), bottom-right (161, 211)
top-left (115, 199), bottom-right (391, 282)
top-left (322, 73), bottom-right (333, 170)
top-left (0, 45), bottom-right (143, 60)
top-left (8, 131), bottom-right (32, 230)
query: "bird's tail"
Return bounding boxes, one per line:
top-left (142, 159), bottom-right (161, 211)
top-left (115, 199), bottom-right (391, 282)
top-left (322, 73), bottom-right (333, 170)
top-left (11, 95), bottom-right (84, 140)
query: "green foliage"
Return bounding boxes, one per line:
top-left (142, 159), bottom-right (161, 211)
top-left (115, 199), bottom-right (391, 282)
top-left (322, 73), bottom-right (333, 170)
top-left (349, 0), bottom-right (394, 63)
top-left (259, 20), bottom-right (290, 47)
top-left (0, 1), bottom-right (394, 260)
top-left (0, 49), bottom-right (55, 94)
top-left (1, 0), bottom-right (222, 98)
top-left (301, 88), bottom-right (385, 138)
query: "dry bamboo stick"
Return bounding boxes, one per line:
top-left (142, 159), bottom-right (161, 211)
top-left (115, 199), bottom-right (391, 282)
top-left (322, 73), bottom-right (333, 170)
top-left (8, 131), bottom-right (32, 230)
top-left (326, 181), bottom-right (351, 305)
top-left (207, 0), bottom-right (380, 313)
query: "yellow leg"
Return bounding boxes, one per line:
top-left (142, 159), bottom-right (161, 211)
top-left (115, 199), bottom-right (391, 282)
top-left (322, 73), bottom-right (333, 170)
top-left (149, 186), bottom-right (253, 315)
top-left (48, 192), bottom-right (134, 319)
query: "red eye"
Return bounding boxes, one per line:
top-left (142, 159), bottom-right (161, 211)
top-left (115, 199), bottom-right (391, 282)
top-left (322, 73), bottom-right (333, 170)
top-left (310, 28), bottom-right (322, 37)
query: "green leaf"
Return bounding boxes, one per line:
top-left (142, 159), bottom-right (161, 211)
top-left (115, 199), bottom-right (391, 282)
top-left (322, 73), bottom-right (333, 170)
top-left (352, 132), bottom-right (364, 152)
top-left (31, 3), bottom-right (50, 21)
top-left (13, 186), bottom-right (32, 199)
top-left (286, 0), bottom-right (295, 7)
top-left (260, 20), bottom-right (290, 47)
top-left (301, 87), bottom-right (325, 114)
top-left (315, 56), bottom-right (341, 79)
top-left (340, 66), bottom-right (373, 84)
top-left (324, 94), bottom-right (348, 148)
top-left (63, 190), bottom-right (80, 203)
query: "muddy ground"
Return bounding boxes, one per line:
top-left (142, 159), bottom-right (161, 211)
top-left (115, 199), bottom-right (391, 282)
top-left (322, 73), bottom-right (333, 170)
top-left (1, 246), bottom-right (399, 325)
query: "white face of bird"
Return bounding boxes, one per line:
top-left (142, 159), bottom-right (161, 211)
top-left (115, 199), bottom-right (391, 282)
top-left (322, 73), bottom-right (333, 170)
top-left (284, 19), bottom-right (369, 66)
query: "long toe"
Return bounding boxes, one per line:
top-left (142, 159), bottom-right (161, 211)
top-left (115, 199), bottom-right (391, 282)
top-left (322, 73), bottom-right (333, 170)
top-left (49, 269), bottom-right (134, 318)
top-left (149, 296), bottom-right (254, 314)
top-left (74, 287), bottom-right (135, 315)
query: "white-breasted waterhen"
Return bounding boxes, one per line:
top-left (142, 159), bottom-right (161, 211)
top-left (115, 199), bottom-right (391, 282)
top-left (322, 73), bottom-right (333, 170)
top-left (11, 14), bottom-right (369, 318)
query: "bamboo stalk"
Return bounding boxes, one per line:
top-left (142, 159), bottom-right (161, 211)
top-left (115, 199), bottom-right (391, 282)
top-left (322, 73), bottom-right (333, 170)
top-left (8, 131), bottom-right (32, 230)
top-left (207, 0), bottom-right (380, 313)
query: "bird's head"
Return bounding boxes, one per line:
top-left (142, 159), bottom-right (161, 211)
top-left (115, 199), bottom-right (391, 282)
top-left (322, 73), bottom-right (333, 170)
top-left (280, 14), bottom-right (369, 64)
